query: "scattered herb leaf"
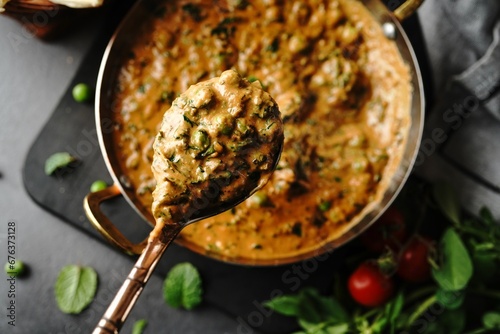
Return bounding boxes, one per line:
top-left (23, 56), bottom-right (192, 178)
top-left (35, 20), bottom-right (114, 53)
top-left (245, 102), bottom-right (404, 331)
top-left (44, 152), bottom-right (77, 176)
top-left (264, 295), bottom-right (301, 316)
top-left (163, 263), bottom-right (203, 310)
top-left (54, 265), bottom-right (98, 314)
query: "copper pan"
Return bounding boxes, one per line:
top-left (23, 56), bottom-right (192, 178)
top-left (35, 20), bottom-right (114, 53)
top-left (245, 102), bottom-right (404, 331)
top-left (84, 0), bottom-right (425, 265)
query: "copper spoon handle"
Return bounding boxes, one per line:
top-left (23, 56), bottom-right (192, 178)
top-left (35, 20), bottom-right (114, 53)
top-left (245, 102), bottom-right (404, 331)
top-left (92, 224), bottom-right (182, 334)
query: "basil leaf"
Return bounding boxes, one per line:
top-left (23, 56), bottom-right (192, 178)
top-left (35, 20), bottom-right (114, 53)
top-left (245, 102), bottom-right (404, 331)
top-left (436, 288), bottom-right (464, 310)
top-left (54, 265), bottom-right (98, 314)
top-left (163, 262), bottom-right (203, 310)
top-left (298, 288), bottom-right (349, 324)
top-left (263, 295), bottom-right (301, 316)
top-left (132, 319), bottom-right (148, 334)
top-left (44, 152), bottom-right (77, 176)
top-left (483, 312), bottom-right (500, 329)
top-left (432, 183), bottom-right (461, 225)
top-left (432, 229), bottom-right (473, 291)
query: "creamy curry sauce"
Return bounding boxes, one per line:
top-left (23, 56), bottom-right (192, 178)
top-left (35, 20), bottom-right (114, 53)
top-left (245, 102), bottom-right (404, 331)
top-left (112, 0), bottom-right (411, 261)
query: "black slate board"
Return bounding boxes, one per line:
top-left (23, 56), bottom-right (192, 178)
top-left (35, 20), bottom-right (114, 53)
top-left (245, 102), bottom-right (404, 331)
top-left (22, 5), bottom-right (431, 333)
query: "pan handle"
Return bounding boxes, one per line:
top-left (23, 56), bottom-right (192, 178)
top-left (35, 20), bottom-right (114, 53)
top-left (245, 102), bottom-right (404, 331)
top-left (84, 184), bottom-right (148, 255)
top-left (392, 0), bottom-right (424, 21)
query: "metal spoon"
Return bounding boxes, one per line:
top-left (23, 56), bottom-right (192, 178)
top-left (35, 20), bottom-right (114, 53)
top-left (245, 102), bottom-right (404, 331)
top-left (93, 70), bottom-right (284, 333)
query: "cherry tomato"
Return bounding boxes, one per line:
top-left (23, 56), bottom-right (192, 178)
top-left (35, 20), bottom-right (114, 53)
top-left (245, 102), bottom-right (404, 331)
top-left (360, 207), bottom-right (407, 253)
top-left (348, 262), bottom-right (394, 307)
top-left (397, 236), bottom-right (433, 283)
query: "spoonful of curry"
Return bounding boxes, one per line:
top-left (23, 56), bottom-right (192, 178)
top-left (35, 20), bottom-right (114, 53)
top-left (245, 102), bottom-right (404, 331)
top-left (93, 70), bottom-right (284, 333)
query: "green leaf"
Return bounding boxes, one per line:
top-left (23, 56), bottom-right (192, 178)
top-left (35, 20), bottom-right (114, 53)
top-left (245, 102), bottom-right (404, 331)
top-left (163, 262), bottom-right (203, 310)
top-left (132, 319), bottom-right (148, 334)
top-left (483, 312), bottom-right (500, 329)
top-left (298, 288), bottom-right (349, 324)
top-left (432, 228), bottom-right (473, 291)
top-left (435, 288), bottom-right (464, 310)
top-left (479, 207), bottom-right (495, 226)
top-left (432, 183), bottom-right (461, 225)
top-left (44, 152), bottom-right (77, 175)
top-left (263, 295), bottom-right (301, 316)
top-left (54, 265), bottom-right (98, 314)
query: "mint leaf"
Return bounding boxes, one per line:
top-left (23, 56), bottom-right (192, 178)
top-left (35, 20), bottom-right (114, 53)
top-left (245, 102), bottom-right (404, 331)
top-left (432, 229), bottom-right (473, 291)
top-left (298, 288), bottom-right (349, 324)
top-left (132, 319), bottom-right (148, 334)
top-left (54, 265), bottom-right (98, 314)
top-left (44, 152), bottom-right (77, 175)
top-left (264, 295), bottom-right (301, 316)
top-left (432, 183), bottom-right (461, 225)
top-left (163, 262), bottom-right (202, 310)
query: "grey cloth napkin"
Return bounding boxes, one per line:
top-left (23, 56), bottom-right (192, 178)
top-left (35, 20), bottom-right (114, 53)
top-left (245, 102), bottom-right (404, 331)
top-left (414, 0), bottom-right (500, 217)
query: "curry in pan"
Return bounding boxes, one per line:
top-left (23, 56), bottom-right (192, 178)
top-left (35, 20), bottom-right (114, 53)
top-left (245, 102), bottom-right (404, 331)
top-left (111, 0), bottom-right (411, 260)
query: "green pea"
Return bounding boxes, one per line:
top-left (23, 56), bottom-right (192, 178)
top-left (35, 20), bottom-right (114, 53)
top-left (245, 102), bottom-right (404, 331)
top-left (5, 260), bottom-right (25, 277)
top-left (251, 191), bottom-right (269, 207)
top-left (214, 115), bottom-right (234, 135)
top-left (236, 120), bottom-right (249, 135)
top-left (90, 180), bottom-right (108, 192)
top-left (72, 83), bottom-right (92, 103)
top-left (318, 201), bottom-right (331, 212)
top-left (192, 130), bottom-right (210, 150)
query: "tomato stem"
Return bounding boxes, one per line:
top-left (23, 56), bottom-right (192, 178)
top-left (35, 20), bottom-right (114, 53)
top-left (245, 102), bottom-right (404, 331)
top-left (406, 295), bottom-right (437, 327)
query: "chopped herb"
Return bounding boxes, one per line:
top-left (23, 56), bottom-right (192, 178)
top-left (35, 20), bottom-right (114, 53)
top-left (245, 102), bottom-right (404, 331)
top-left (334, 176), bottom-right (342, 183)
top-left (211, 17), bottom-right (241, 37)
top-left (183, 115), bottom-right (196, 126)
top-left (247, 76), bottom-right (259, 83)
top-left (266, 37), bottom-right (280, 52)
top-left (292, 222), bottom-right (302, 237)
top-left (182, 3), bottom-right (203, 22)
top-left (252, 244), bottom-right (263, 250)
top-left (318, 201), bottom-right (331, 212)
top-left (160, 90), bottom-right (175, 103)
